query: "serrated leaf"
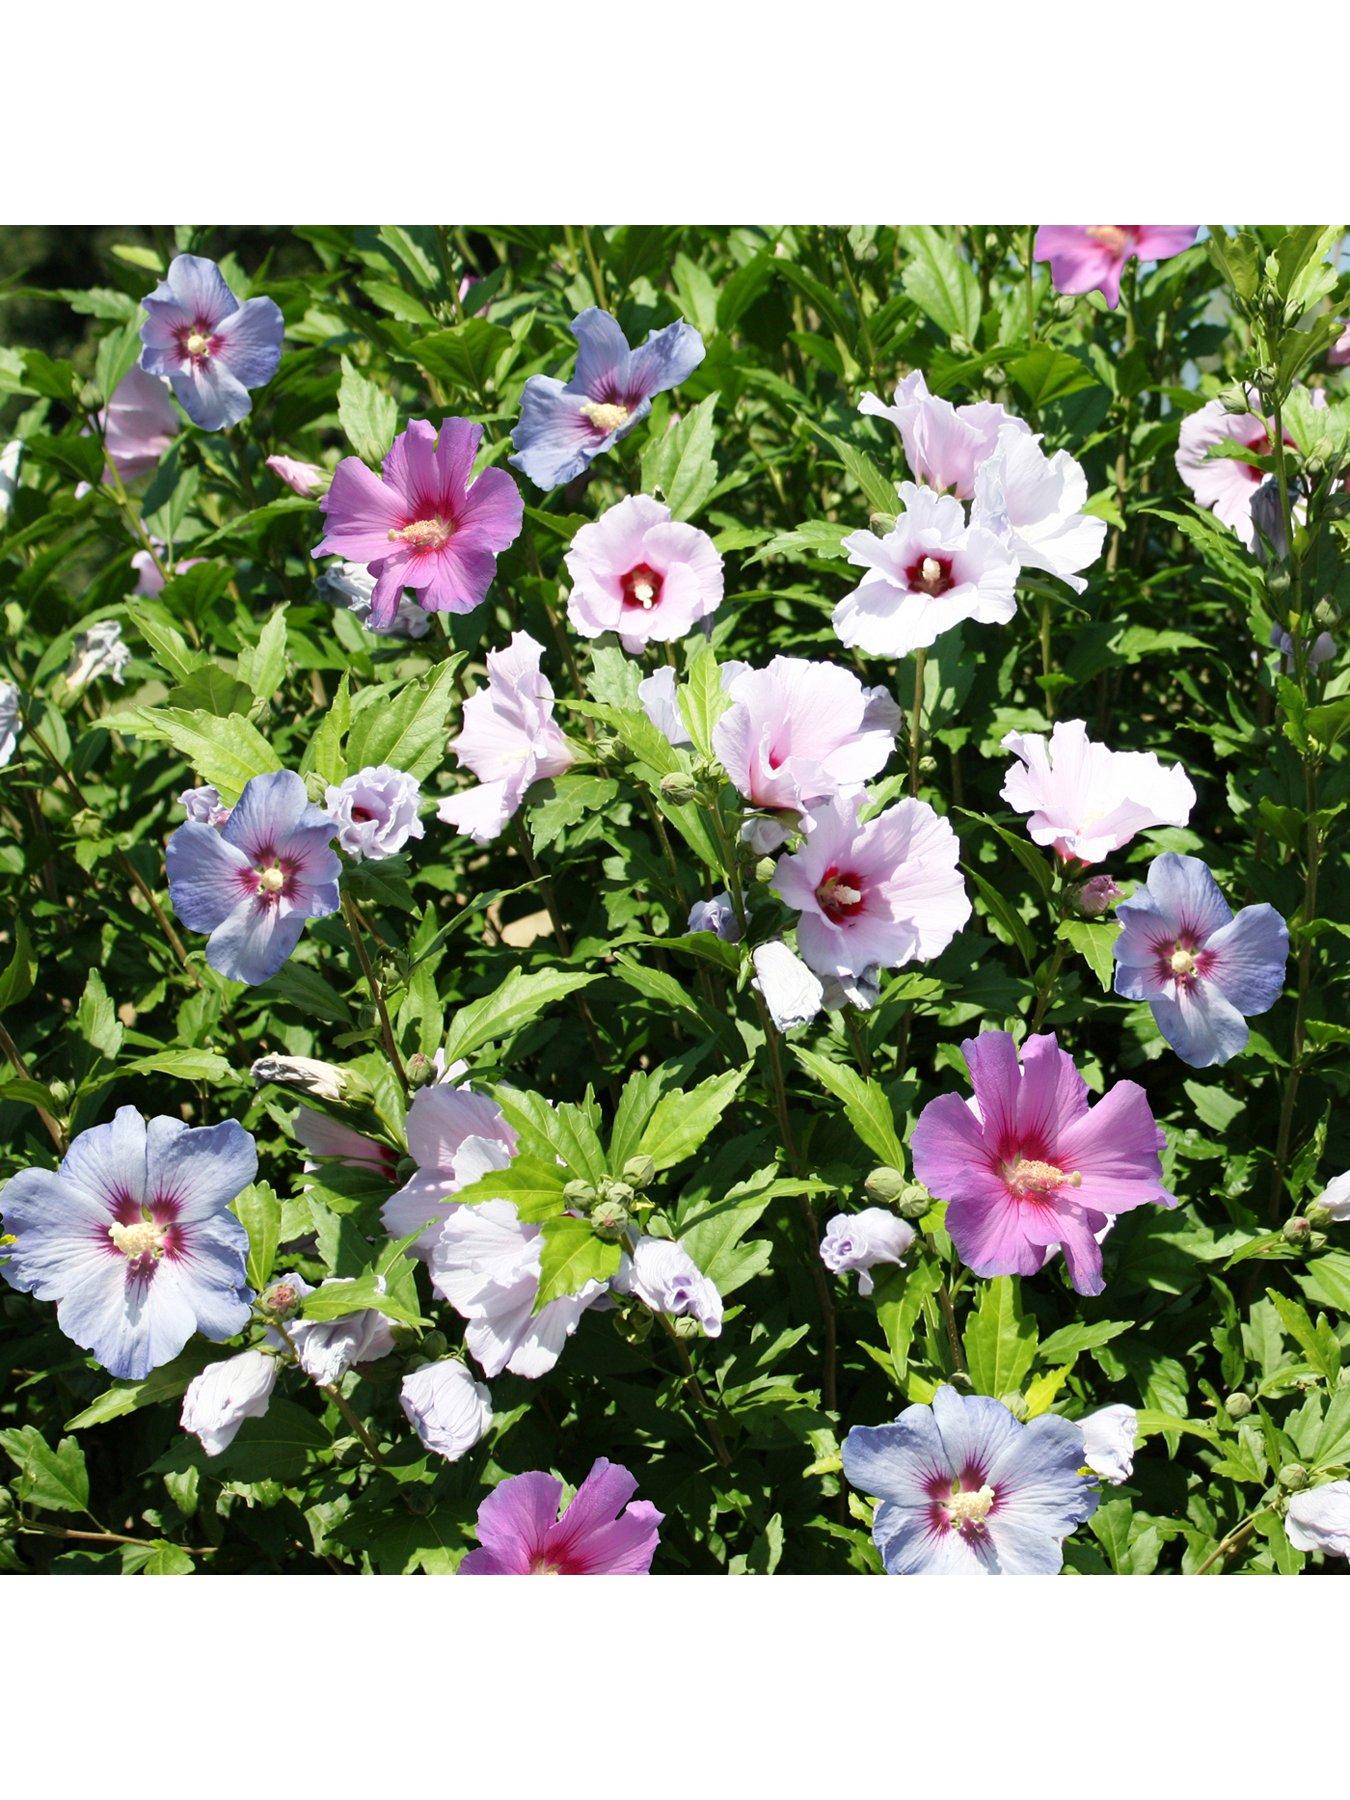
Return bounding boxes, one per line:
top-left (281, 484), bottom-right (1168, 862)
top-left (338, 357), bottom-right (397, 465)
top-left (0, 1427), bottom-right (90, 1513)
top-left (441, 968), bottom-right (601, 1066)
top-left (962, 1277), bottom-right (1037, 1398)
top-left (636, 1067), bottom-right (748, 1171)
top-left (534, 1215), bottom-right (621, 1311)
top-left (234, 1181), bottom-right (281, 1290)
top-left (791, 1046), bottom-right (906, 1169)
top-left (345, 658), bottom-right (463, 782)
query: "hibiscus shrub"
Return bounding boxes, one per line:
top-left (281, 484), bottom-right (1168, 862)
top-left (2, 224), bottom-right (1349, 1577)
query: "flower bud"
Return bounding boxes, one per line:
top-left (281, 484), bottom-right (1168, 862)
top-left (265, 455), bottom-right (328, 498)
top-left (258, 1279), bottom-right (305, 1323)
top-left (1223, 1392), bottom-right (1253, 1420)
top-left (753, 855), bottom-right (777, 883)
top-left (692, 758), bottom-right (725, 786)
top-left (418, 1330), bottom-right (448, 1361)
top-left (1282, 1216), bottom-right (1312, 1249)
top-left (1304, 1203), bottom-right (1332, 1230)
top-left (918, 755), bottom-right (938, 776)
top-left (897, 1182), bottom-right (933, 1220)
top-left (1074, 874), bottom-right (1122, 918)
top-left (1278, 1462), bottom-right (1310, 1492)
top-left (599, 1180), bottom-right (636, 1209)
top-left (622, 1155), bottom-right (656, 1191)
top-left (591, 1199), bottom-right (630, 1239)
top-left (672, 1315), bottom-right (702, 1338)
top-left (563, 1179), bottom-right (598, 1211)
top-left (659, 771), bottom-right (698, 806)
top-left (1249, 478), bottom-right (1288, 562)
top-left (304, 771), bottom-right (329, 805)
top-left (405, 1053), bottom-right (438, 1089)
top-left (999, 1392), bottom-right (1030, 1422)
top-left (250, 1054), bottom-right (351, 1105)
top-left (613, 1304), bottom-right (653, 1345)
top-left (863, 1166), bottom-right (908, 1206)
top-left (46, 1078), bottom-right (73, 1110)
top-left (71, 807), bottom-right (105, 839)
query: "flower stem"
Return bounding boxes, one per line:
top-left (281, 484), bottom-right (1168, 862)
top-left (1194, 1504), bottom-right (1273, 1575)
top-left (659, 1316), bottom-right (732, 1468)
top-left (908, 649), bottom-right (927, 794)
top-left (0, 1019), bottom-right (66, 1151)
top-left (340, 890), bottom-right (408, 1098)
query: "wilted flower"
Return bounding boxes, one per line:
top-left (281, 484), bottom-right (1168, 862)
top-left (835, 483), bottom-right (1018, 657)
top-left (315, 560), bottom-right (432, 639)
top-left (1000, 719), bottom-right (1196, 863)
top-left (429, 1198), bottom-right (606, 1379)
top-left (460, 1457), bottom-right (663, 1575)
top-left (1113, 852), bottom-right (1288, 1066)
top-left (751, 940), bottom-right (825, 1031)
top-left (820, 1209), bottom-right (917, 1295)
top-left (565, 494), bottom-right (723, 650)
top-left (842, 1385), bottom-right (1099, 1574)
top-left (315, 418), bottom-right (523, 630)
top-left (1285, 1481), bottom-right (1350, 1558)
top-left (436, 632), bottom-right (574, 844)
top-left (910, 1031), bottom-right (1174, 1296)
top-left (180, 1349), bottom-right (280, 1456)
top-left (266, 454), bottom-right (327, 496)
top-left (179, 785), bottom-right (231, 828)
top-left (1176, 393), bottom-right (1288, 548)
top-left (293, 1107), bottom-right (397, 1180)
top-left (510, 306), bottom-right (704, 490)
top-left (382, 1081), bottom-right (518, 1257)
top-left (970, 429), bottom-right (1106, 593)
top-left (139, 253), bottom-right (284, 431)
top-left (614, 1237), bottom-right (723, 1336)
top-left (1079, 1403), bottom-right (1138, 1484)
top-left (325, 764), bottom-right (424, 860)
top-left (0, 680), bottom-right (21, 768)
top-left (0, 1106), bottom-right (255, 1380)
top-left (250, 1054), bottom-right (350, 1105)
top-left (1034, 226), bottom-right (1197, 308)
top-left (1312, 1172), bottom-right (1350, 1222)
top-left (771, 792), bottom-right (970, 985)
top-left (287, 1280), bottom-right (397, 1386)
top-left (687, 891), bottom-right (740, 941)
top-left (400, 1359), bottom-right (493, 1462)
top-left (166, 769), bottom-right (342, 985)
top-left (859, 371), bottom-right (1025, 498)
top-left (66, 620), bottom-right (130, 690)
top-left (713, 656), bottom-right (900, 817)
top-left (98, 366), bottom-right (178, 482)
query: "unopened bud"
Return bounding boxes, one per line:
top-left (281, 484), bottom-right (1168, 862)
top-left (897, 1182), bottom-right (933, 1221)
top-left (917, 755), bottom-right (938, 775)
top-left (250, 1054), bottom-right (350, 1104)
top-left (659, 771), bottom-right (698, 806)
top-left (863, 1166), bottom-right (908, 1206)
top-left (405, 1053), bottom-right (437, 1089)
top-left (1304, 1203), bottom-right (1332, 1230)
top-left (999, 1392), bottom-right (1030, 1422)
top-left (563, 1179), bottom-right (598, 1211)
top-left (259, 1279), bottom-right (304, 1323)
top-left (599, 1180), bottom-right (635, 1209)
top-left (1282, 1216), bottom-right (1312, 1248)
top-left (622, 1155), bottom-right (656, 1191)
top-left (1223, 1392), bottom-right (1253, 1420)
top-left (304, 771), bottom-right (329, 805)
top-left (591, 1199), bottom-right (629, 1238)
top-left (1075, 874), bottom-right (1122, 918)
top-left (672, 1315), bottom-right (702, 1339)
top-left (71, 807), bottom-right (104, 839)
top-left (592, 734), bottom-right (624, 762)
top-left (613, 1303), bottom-right (653, 1345)
top-left (753, 856), bottom-right (777, 883)
top-left (1278, 1462), bottom-right (1309, 1492)
top-left (418, 1330), bottom-right (448, 1361)
top-left (47, 1078), bottom-right (73, 1109)
top-left (692, 758), bottom-right (725, 785)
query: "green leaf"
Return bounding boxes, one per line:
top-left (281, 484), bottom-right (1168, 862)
top-left (870, 1259), bottom-right (943, 1383)
top-left (0, 917), bottom-right (37, 1015)
top-left (1057, 918), bottom-right (1119, 992)
top-left (967, 867), bottom-right (1035, 969)
top-left (962, 1277), bottom-right (1038, 1398)
top-left (535, 1215), bottom-right (622, 1310)
top-left (678, 642), bottom-right (732, 760)
top-left (450, 1153), bottom-right (569, 1222)
top-left (1314, 1386), bottom-right (1350, 1469)
top-left (301, 670), bottom-right (352, 788)
top-left (345, 658), bottom-right (463, 782)
top-left (413, 320), bottom-right (513, 396)
top-left (74, 968), bottom-right (123, 1060)
top-left (1008, 346), bottom-right (1098, 408)
top-left (791, 1046), bottom-right (906, 1169)
top-left (122, 1540), bottom-right (195, 1575)
top-left (1265, 1289), bottom-right (1341, 1385)
top-left (102, 707), bottom-right (282, 804)
top-left (636, 1067), bottom-right (748, 1171)
top-left (65, 1342), bottom-right (218, 1431)
top-left (128, 604), bottom-right (207, 685)
top-left (235, 1181), bottom-right (282, 1290)
top-left (899, 226), bottom-right (980, 341)
top-left (0, 1427), bottom-right (90, 1513)
top-left (441, 967), bottom-right (602, 1066)
top-left (1037, 1319), bottom-right (1131, 1363)
top-left (298, 1230), bottom-right (426, 1328)
top-left (640, 393), bottom-right (719, 520)
top-left (238, 606), bottom-right (288, 703)
top-left (338, 356), bottom-right (398, 464)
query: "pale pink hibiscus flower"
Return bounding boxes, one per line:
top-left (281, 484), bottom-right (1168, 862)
top-left (1000, 720), bottom-right (1195, 864)
top-left (98, 366), bottom-right (178, 483)
top-left (771, 792), bottom-right (970, 983)
top-left (910, 1031), bottom-right (1174, 1296)
top-left (712, 656), bottom-right (900, 818)
top-left (436, 631), bottom-right (574, 844)
top-left (381, 1081), bottom-right (518, 1258)
top-left (1175, 393), bottom-right (1293, 548)
top-left (835, 482), bottom-right (1019, 658)
top-left (1034, 227), bottom-right (1197, 308)
top-left (859, 370), bottom-right (1026, 498)
top-left (564, 494), bottom-right (723, 651)
top-left (315, 418), bottom-right (523, 630)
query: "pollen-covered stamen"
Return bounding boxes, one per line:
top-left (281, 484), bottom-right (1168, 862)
top-left (621, 562), bottom-right (663, 611)
top-left (1004, 1156), bottom-right (1082, 1199)
top-left (906, 552), bottom-right (954, 596)
top-left (256, 863), bottom-right (285, 896)
top-left (580, 399), bottom-right (630, 435)
top-left (815, 866), bottom-right (866, 923)
top-left (1085, 225), bottom-right (1132, 255)
top-left (945, 1482), bottom-right (996, 1528)
top-left (529, 1557), bottom-right (562, 1575)
top-left (1170, 946), bottom-right (1197, 977)
top-left (389, 516), bottom-right (453, 551)
top-left (108, 1218), bottom-right (166, 1262)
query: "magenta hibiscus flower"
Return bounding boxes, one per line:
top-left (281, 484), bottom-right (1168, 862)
top-left (1034, 227), bottom-right (1198, 308)
top-left (459, 1457), bottom-right (663, 1575)
top-left (315, 418), bottom-right (523, 631)
top-left (910, 1031), bottom-right (1174, 1296)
